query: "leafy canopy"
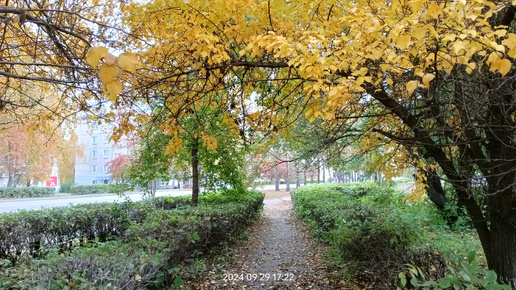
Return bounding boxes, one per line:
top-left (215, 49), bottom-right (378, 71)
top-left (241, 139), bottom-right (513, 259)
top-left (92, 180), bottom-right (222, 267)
top-left (87, 0), bottom-right (515, 197)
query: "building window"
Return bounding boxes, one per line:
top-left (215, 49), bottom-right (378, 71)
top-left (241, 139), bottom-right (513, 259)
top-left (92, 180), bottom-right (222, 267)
top-left (103, 150), bottom-right (110, 158)
top-left (92, 180), bottom-right (97, 184)
top-left (103, 179), bottom-right (109, 184)
top-left (92, 122), bottom-right (99, 130)
top-left (104, 135), bottom-right (110, 144)
top-left (92, 136), bottom-right (99, 145)
top-left (92, 165), bottom-right (98, 173)
top-left (103, 165), bottom-right (109, 173)
top-left (92, 150), bottom-right (98, 159)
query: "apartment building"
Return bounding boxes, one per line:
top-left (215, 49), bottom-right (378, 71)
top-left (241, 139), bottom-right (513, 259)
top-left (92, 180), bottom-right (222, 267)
top-left (74, 121), bottom-right (131, 185)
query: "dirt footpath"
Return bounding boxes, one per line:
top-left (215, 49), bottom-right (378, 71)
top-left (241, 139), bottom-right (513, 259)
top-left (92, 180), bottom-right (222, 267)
top-left (185, 190), bottom-right (346, 289)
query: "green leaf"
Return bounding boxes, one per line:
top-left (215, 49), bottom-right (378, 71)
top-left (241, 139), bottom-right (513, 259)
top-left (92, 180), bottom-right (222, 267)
top-left (486, 270), bottom-right (497, 283)
top-left (190, 231), bottom-right (200, 242)
top-left (399, 272), bottom-right (407, 286)
top-left (410, 277), bottom-right (420, 287)
top-left (467, 251), bottom-right (476, 263)
top-left (438, 277), bottom-right (452, 288)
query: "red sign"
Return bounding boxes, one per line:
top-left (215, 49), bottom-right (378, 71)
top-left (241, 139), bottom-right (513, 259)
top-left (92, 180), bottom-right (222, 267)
top-left (46, 176), bottom-right (58, 187)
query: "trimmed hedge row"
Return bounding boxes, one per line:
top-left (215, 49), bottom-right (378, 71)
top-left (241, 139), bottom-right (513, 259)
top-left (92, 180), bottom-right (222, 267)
top-left (68, 184), bottom-right (123, 195)
top-left (0, 187), bottom-right (54, 199)
top-left (0, 190), bottom-right (264, 289)
top-left (0, 203), bottom-right (146, 261)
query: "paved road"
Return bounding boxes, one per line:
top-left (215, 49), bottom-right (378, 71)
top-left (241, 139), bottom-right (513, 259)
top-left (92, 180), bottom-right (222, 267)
top-left (0, 190), bottom-right (191, 214)
top-left (0, 184), bottom-right (300, 213)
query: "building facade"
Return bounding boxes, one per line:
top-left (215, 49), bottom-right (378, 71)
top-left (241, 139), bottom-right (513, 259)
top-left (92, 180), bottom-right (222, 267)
top-left (74, 121), bottom-right (131, 185)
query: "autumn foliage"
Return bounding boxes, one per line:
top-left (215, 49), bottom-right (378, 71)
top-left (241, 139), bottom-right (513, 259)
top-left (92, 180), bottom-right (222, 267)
top-left (2, 0), bottom-right (516, 285)
top-left (81, 0), bottom-right (516, 284)
top-left (107, 154), bottom-right (132, 182)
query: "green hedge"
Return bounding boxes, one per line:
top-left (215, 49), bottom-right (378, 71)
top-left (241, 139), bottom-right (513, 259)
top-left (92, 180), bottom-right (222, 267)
top-left (292, 182), bottom-right (445, 287)
top-left (67, 184), bottom-right (131, 195)
top-left (0, 187), bottom-right (55, 199)
top-left (0, 203), bottom-right (147, 262)
top-left (0, 190), bottom-right (264, 289)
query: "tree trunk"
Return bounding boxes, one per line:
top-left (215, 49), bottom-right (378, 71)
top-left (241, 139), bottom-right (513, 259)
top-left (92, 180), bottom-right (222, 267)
top-left (275, 163), bottom-right (280, 191)
top-left (484, 173), bottom-right (516, 286)
top-left (148, 179), bottom-right (157, 197)
top-left (425, 170), bottom-right (448, 210)
top-left (303, 166), bottom-right (307, 185)
top-left (310, 166), bottom-right (314, 183)
top-left (322, 164), bottom-right (326, 183)
top-left (424, 170), bottom-right (463, 227)
top-left (317, 163), bottom-right (320, 183)
top-left (191, 137), bottom-right (199, 206)
top-left (7, 174), bottom-right (14, 187)
top-left (286, 159), bottom-right (290, 192)
top-left (295, 163), bottom-right (300, 188)
top-left (489, 220), bottom-right (516, 287)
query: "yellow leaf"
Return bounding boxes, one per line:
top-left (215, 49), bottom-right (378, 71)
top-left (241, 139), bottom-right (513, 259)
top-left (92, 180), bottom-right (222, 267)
top-left (386, 77), bottom-right (393, 86)
top-left (409, 0), bottom-right (425, 12)
top-left (353, 67), bottom-right (368, 77)
top-left (411, 27), bottom-right (427, 42)
top-left (117, 52), bottom-right (139, 73)
top-left (422, 74), bottom-right (435, 88)
top-left (86, 46), bottom-right (108, 67)
top-left (466, 62), bottom-right (476, 74)
top-left (135, 274), bottom-right (142, 282)
top-left (380, 63), bottom-right (391, 71)
top-left (427, 3), bottom-right (441, 19)
top-left (487, 52), bottom-right (500, 68)
top-left (494, 29), bottom-right (507, 38)
top-left (396, 35), bottom-right (411, 50)
top-left (490, 41), bottom-right (505, 53)
top-left (105, 80), bottom-right (123, 102)
top-left (406, 80), bottom-right (418, 95)
top-left (98, 65), bottom-right (117, 84)
top-left (442, 34), bottom-right (456, 42)
top-left (104, 53), bottom-right (116, 65)
top-left (502, 33), bottom-right (516, 58)
top-left (497, 58), bottom-right (512, 76)
top-left (453, 41), bottom-right (466, 55)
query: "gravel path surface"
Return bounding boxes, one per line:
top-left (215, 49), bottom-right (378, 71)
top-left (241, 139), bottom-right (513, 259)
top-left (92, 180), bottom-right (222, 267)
top-left (186, 190), bottom-right (344, 289)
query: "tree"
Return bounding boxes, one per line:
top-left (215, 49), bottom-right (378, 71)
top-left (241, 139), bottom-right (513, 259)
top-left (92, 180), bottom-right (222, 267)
top-left (0, 0), bottom-right (136, 126)
top-left (0, 124), bottom-right (76, 187)
top-left (88, 0), bottom-right (516, 284)
top-left (125, 95), bottom-right (249, 204)
top-left (108, 154), bottom-right (131, 183)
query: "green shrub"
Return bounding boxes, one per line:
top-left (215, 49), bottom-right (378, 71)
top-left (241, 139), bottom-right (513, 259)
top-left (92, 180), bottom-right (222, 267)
top-left (68, 184), bottom-right (113, 195)
top-left (401, 252), bottom-right (510, 290)
top-left (67, 184), bottom-right (131, 195)
top-left (0, 203), bottom-right (147, 262)
top-left (292, 183), bottom-right (446, 288)
top-left (58, 182), bottom-right (73, 193)
top-left (0, 189), bottom-right (264, 289)
top-left (0, 187), bottom-right (54, 199)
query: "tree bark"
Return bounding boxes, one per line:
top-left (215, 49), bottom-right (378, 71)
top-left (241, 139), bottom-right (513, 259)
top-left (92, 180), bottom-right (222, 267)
top-left (317, 163), bottom-right (320, 183)
top-left (148, 179), bottom-right (157, 197)
top-left (310, 166), bottom-right (314, 183)
top-left (295, 162), bottom-right (300, 188)
top-left (275, 163), bottom-right (280, 191)
top-left (303, 165), bottom-right (307, 185)
top-left (191, 137), bottom-right (199, 206)
top-left (7, 174), bottom-right (14, 187)
top-left (286, 159), bottom-right (290, 192)
top-left (489, 218), bottom-right (516, 287)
